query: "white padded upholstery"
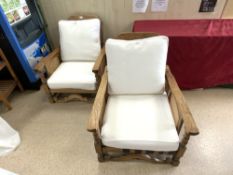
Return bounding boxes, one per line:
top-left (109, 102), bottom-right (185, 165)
top-left (106, 36), bottom-right (169, 95)
top-left (47, 62), bottom-right (96, 90)
top-left (101, 94), bottom-right (179, 151)
top-left (59, 19), bottom-right (101, 62)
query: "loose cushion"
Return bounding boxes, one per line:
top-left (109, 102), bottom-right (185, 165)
top-left (101, 94), bottom-right (179, 151)
top-left (59, 19), bottom-right (101, 62)
top-left (47, 62), bottom-right (96, 90)
top-left (0, 117), bottom-right (20, 156)
top-left (106, 36), bottom-right (169, 95)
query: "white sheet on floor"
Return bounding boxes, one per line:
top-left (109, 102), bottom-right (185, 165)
top-left (0, 168), bottom-right (18, 175)
top-left (0, 117), bottom-right (20, 156)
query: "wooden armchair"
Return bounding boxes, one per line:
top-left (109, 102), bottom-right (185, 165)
top-left (35, 15), bottom-right (106, 103)
top-left (87, 33), bottom-right (199, 166)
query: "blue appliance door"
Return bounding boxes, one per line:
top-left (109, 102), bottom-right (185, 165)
top-left (22, 32), bottom-right (50, 70)
top-left (0, 1), bottom-right (50, 83)
top-left (0, 6), bottom-right (37, 82)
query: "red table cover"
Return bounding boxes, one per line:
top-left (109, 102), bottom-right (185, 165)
top-left (133, 19), bottom-right (233, 89)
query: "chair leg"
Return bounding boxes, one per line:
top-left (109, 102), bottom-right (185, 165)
top-left (171, 134), bottom-right (190, 166)
top-left (97, 153), bottom-right (104, 162)
top-left (93, 133), bottom-right (104, 162)
top-left (42, 84), bottom-right (55, 103)
top-left (171, 159), bottom-right (180, 166)
top-left (2, 98), bottom-right (12, 110)
top-left (48, 95), bottom-right (55, 103)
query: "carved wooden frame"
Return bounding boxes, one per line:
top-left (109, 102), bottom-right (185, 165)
top-left (87, 33), bottom-right (199, 166)
top-left (34, 15), bottom-right (106, 103)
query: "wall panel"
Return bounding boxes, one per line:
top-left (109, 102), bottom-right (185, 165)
top-left (222, 0), bottom-right (233, 19)
top-left (38, 0), bottom-right (229, 47)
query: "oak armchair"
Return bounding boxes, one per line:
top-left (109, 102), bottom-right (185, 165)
top-left (35, 15), bottom-right (106, 103)
top-left (87, 33), bottom-right (199, 166)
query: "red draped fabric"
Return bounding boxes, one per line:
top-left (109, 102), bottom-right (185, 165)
top-left (133, 19), bottom-right (233, 89)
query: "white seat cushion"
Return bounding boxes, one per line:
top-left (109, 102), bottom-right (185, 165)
top-left (47, 62), bottom-right (96, 90)
top-left (106, 36), bottom-right (169, 95)
top-left (101, 94), bottom-right (179, 151)
top-left (59, 19), bottom-right (101, 62)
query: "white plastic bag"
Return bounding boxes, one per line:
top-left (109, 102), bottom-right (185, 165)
top-left (0, 117), bottom-right (20, 156)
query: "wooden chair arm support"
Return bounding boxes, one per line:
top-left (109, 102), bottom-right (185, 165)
top-left (87, 69), bottom-right (108, 135)
top-left (34, 48), bottom-right (61, 76)
top-left (34, 61), bottom-right (46, 73)
top-left (166, 66), bottom-right (199, 136)
top-left (92, 48), bottom-right (106, 75)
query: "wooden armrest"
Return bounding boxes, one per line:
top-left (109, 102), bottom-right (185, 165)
top-left (166, 66), bottom-right (199, 136)
top-left (92, 48), bottom-right (106, 74)
top-left (42, 47), bottom-right (60, 66)
top-left (87, 69), bottom-right (108, 135)
top-left (34, 61), bottom-right (46, 73)
top-left (34, 48), bottom-right (61, 76)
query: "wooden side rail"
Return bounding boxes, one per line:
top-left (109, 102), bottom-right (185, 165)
top-left (87, 69), bottom-right (108, 136)
top-left (93, 48), bottom-right (106, 87)
top-left (93, 48), bottom-right (106, 74)
top-left (166, 66), bottom-right (199, 136)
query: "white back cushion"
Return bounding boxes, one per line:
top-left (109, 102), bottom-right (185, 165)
top-left (59, 19), bottom-right (101, 62)
top-left (106, 36), bottom-right (169, 95)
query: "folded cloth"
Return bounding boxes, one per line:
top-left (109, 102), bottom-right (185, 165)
top-left (0, 168), bottom-right (18, 175)
top-left (0, 117), bottom-right (20, 156)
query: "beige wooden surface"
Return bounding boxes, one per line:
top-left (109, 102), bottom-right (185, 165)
top-left (38, 0), bottom-right (230, 47)
top-left (222, 0), bottom-right (233, 19)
